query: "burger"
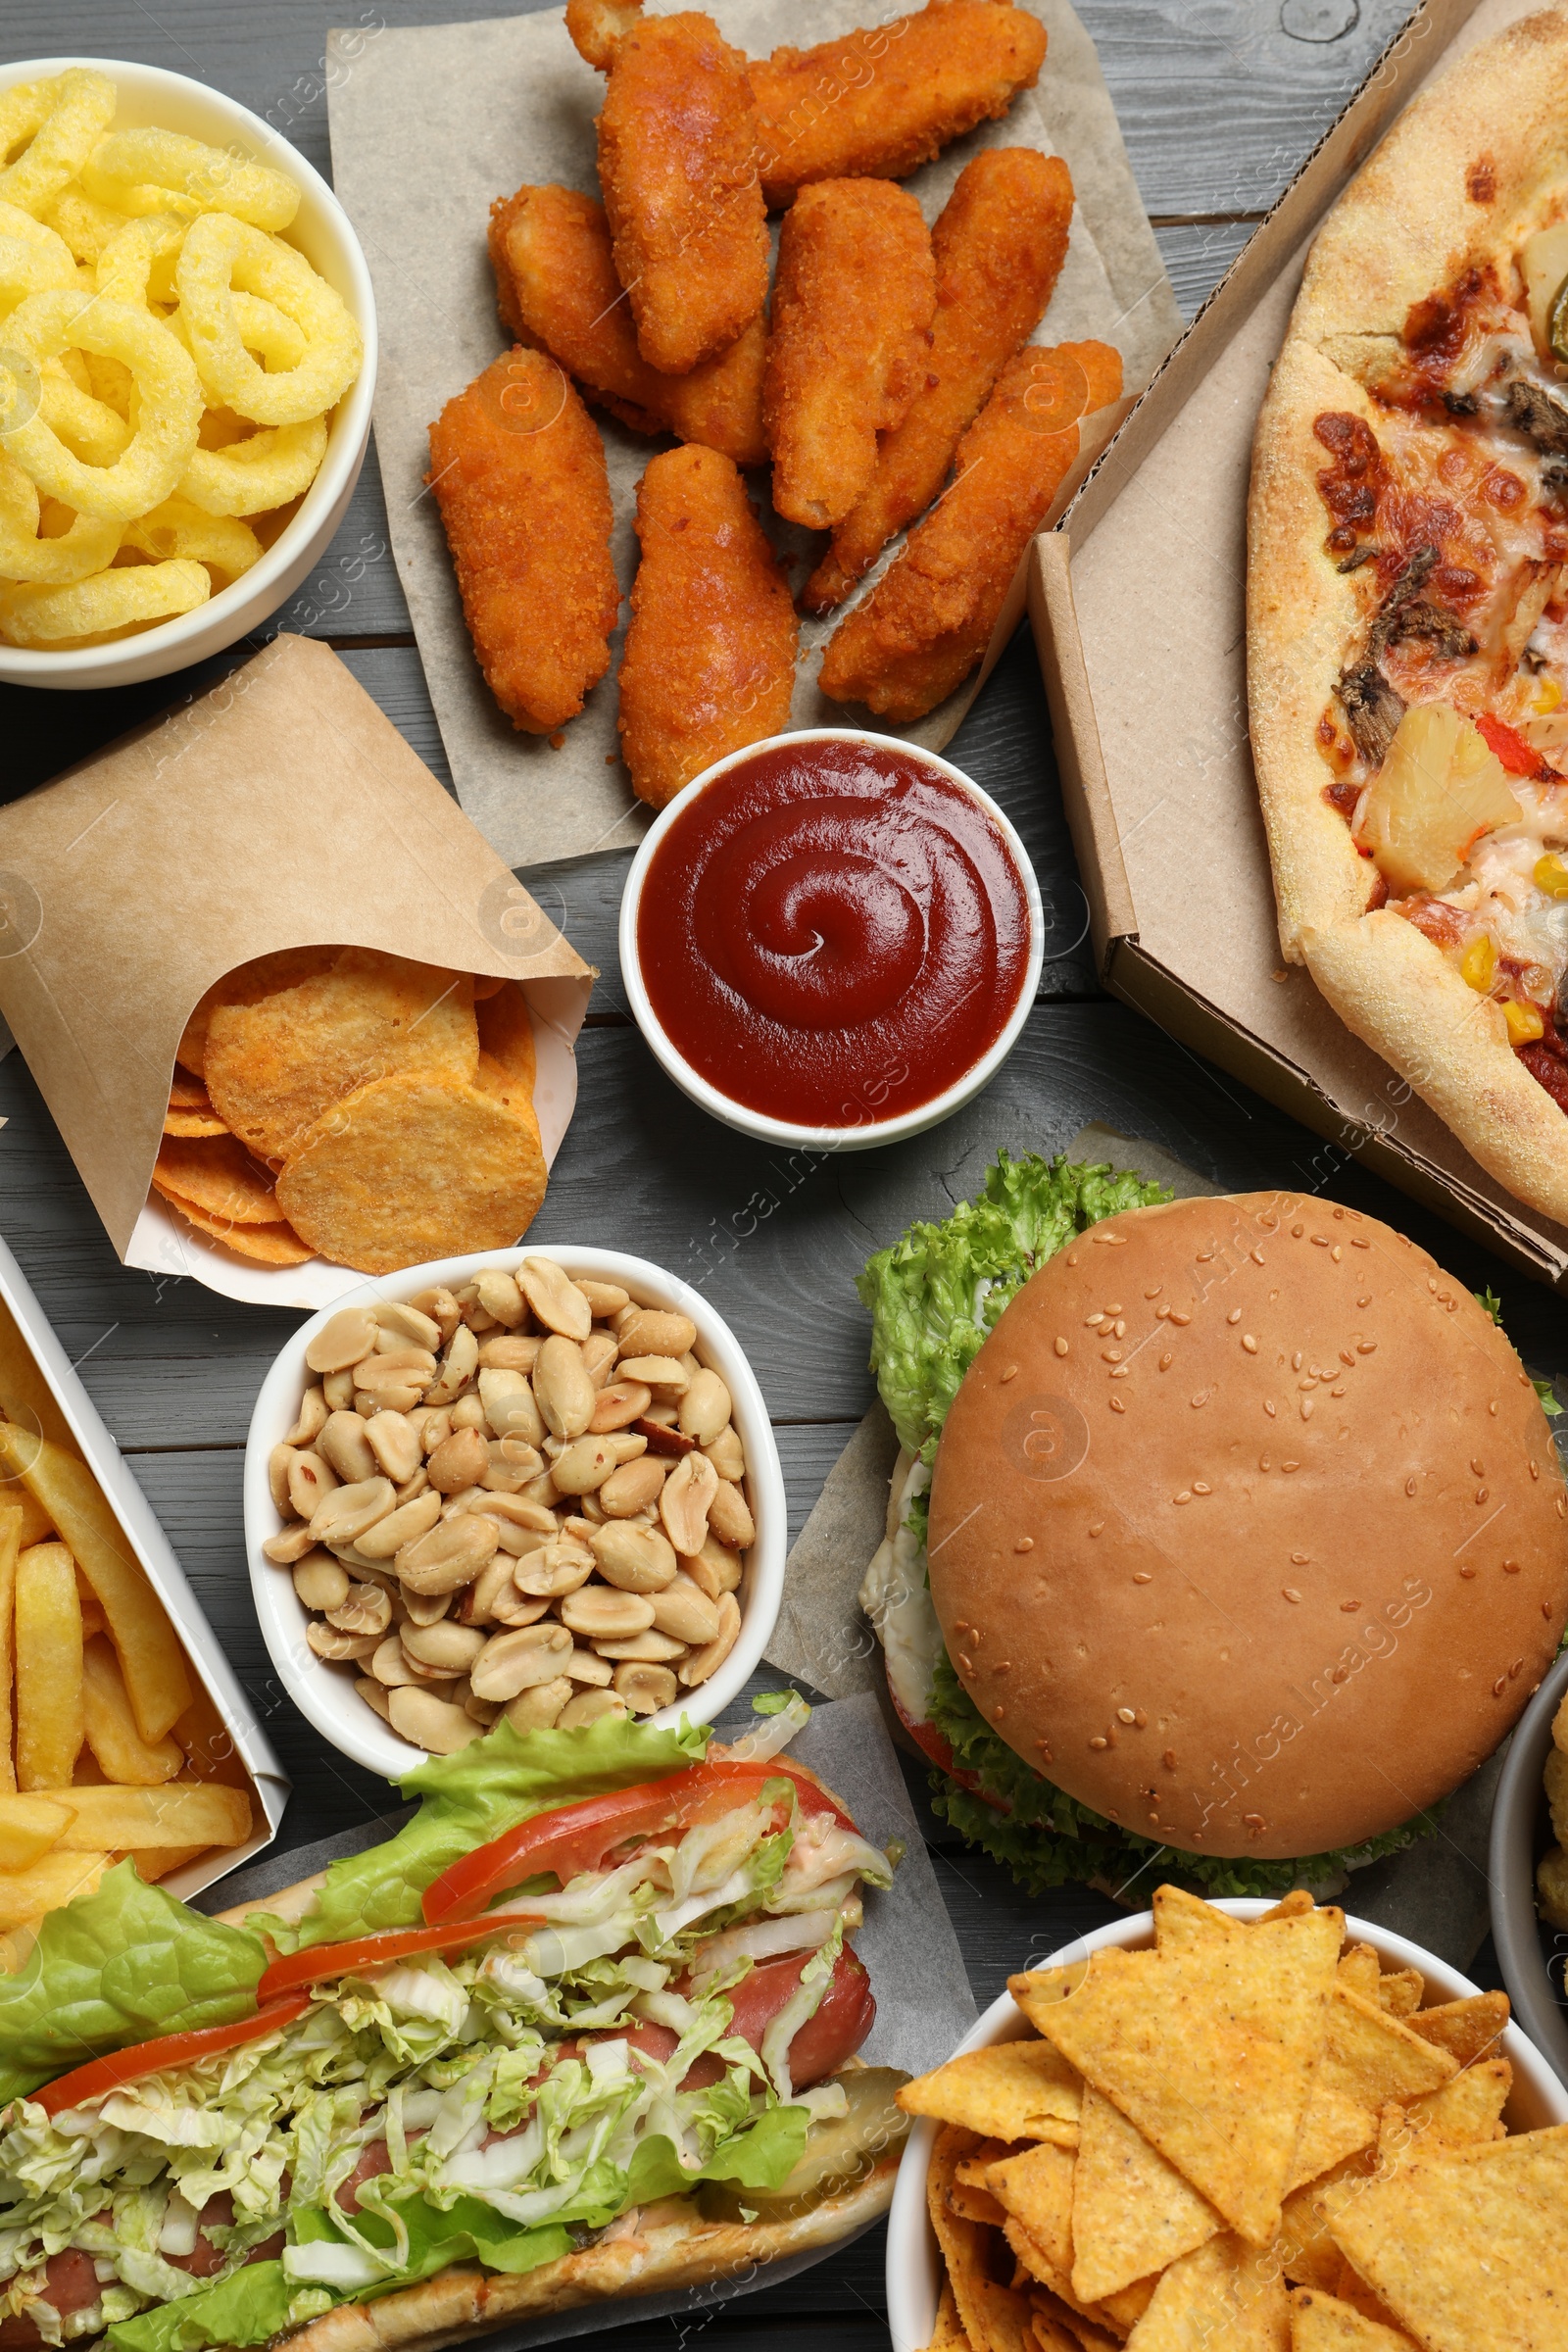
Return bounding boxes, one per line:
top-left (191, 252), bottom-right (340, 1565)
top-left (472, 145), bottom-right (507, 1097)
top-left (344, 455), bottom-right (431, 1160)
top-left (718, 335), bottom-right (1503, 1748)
top-left (858, 1152), bottom-right (1568, 1897)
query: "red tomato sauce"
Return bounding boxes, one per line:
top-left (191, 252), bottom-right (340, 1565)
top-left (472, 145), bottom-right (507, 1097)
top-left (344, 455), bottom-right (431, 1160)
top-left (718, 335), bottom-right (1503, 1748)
top-left (635, 740), bottom-right (1032, 1128)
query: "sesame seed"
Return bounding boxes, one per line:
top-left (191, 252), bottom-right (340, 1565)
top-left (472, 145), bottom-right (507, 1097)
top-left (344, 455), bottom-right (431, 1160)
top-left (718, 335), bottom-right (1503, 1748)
top-left (1283, 1459), bottom-right (1299, 1472)
top-left (1054, 1337), bottom-right (1069, 1357)
top-left (1244, 1813), bottom-right (1266, 1833)
top-left (1293, 1351), bottom-right (1303, 1371)
top-left (1067, 1251), bottom-right (1078, 1266)
top-left (1504, 1559), bottom-right (1520, 1573)
top-left (1191, 1390), bottom-right (1210, 1408)
top-left (1160, 1351), bottom-right (1173, 1370)
top-left (1086, 1313), bottom-right (1104, 1328)
top-left (1357, 1295), bottom-right (1371, 1306)
top-left (1292, 1552), bottom-right (1308, 1563)
top-left (1197, 1250), bottom-right (1212, 1263)
top-left (1102, 1348), bottom-right (1123, 1363)
top-left (1300, 1397), bottom-right (1313, 1420)
top-left (1332, 1386), bottom-right (1346, 1397)
top-left (1088, 1522), bottom-right (1104, 1537)
top-left (1110, 1365), bottom-right (1130, 1380)
top-left (1036, 1740), bottom-right (1053, 1759)
top-left (1170, 1311), bottom-right (1191, 1327)
top-left (1264, 1400), bottom-right (1277, 1418)
top-left (1490, 1402), bottom-right (1499, 1416)
top-left (996, 1661), bottom-right (1011, 1674)
top-left (1145, 1285), bottom-right (1162, 1298)
top-left (1352, 1236), bottom-right (1370, 1249)
top-left (1340, 1350), bottom-right (1355, 1367)
top-left (1511, 1657), bottom-right (1525, 1678)
top-left (1428, 1278), bottom-right (1438, 1294)
top-left (1292, 1223), bottom-right (1304, 1238)
top-left (1311, 1234), bottom-right (1329, 1248)
top-left (1531, 1461), bottom-right (1540, 1479)
top-left (1331, 1245), bottom-right (1342, 1261)
top-left (1358, 1342), bottom-right (1377, 1354)
top-left (1193, 1481), bottom-right (1210, 1495)
top-left (1174, 1491), bottom-right (1192, 1505)
top-left (994, 1704), bottom-right (1005, 1718)
top-left (1250, 1249), bottom-right (1265, 1265)
top-left (1406, 1478), bottom-right (1418, 1497)
top-left (1148, 1812), bottom-right (1160, 1825)
top-left (1090, 1736), bottom-right (1108, 1750)
top-left (1013, 1537), bottom-right (1034, 1553)
top-left (1341, 1599), bottom-right (1360, 1612)
top-left (1163, 1749), bottom-right (1177, 1768)
top-left (1134, 1709), bottom-right (1147, 1728)
top-left (1113, 1318), bottom-right (1126, 1338)
top-left (1460, 1565), bottom-right (1477, 1580)
top-left (1494, 1676), bottom-right (1507, 1696)
top-left (1227, 1307), bottom-right (1242, 1325)
top-left (1109, 1396), bottom-right (1125, 1414)
top-left (1243, 1335), bottom-right (1258, 1353)
top-left (1471, 1459), bottom-right (1484, 1476)
top-left (1332, 1667), bottom-right (1348, 1684)
top-left (1298, 1377), bottom-right (1316, 1392)
top-left (1117, 1707), bottom-right (1136, 1724)
top-left (1259, 1455), bottom-right (1271, 1470)
top-left (1476, 1488), bottom-right (1489, 1504)
top-left (1156, 1301), bottom-right (1171, 1320)
top-left (1283, 1588), bottom-right (1301, 1602)
top-left (1106, 1304), bottom-right (1123, 1315)
top-left (958, 1654), bottom-right (973, 1673)
top-left (1133, 1570), bottom-right (1152, 1584)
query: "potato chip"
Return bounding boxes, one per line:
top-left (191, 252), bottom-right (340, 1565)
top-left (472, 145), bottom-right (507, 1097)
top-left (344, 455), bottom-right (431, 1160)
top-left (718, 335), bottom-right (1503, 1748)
top-left (1039, 1909), bottom-right (1342, 2247)
top-left (164, 1105), bottom-right (229, 1139)
top-left (163, 1198), bottom-right (314, 1265)
top-left (205, 948), bottom-right (478, 1159)
top-left (1067, 2085), bottom-right (1221, 2305)
top-left (1288, 2286), bottom-right (1418, 2350)
top-left (1329, 2124), bottom-right (1568, 2349)
top-left (1287, 2088), bottom-right (1379, 2196)
top-left (477, 981), bottom-right (537, 1095)
top-left (177, 947), bottom-right (339, 1079)
top-left (153, 1133), bottom-right (280, 1225)
top-left (1403, 1991), bottom-right (1508, 2068)
top-left (1120, 2231), bottom-right (1290, 2352)
top-left (168, 1070), bottom-right (213, 1112)
top-left (989, 2139), bottom-right (1076, 2277)
top-left (1276, 2152), bottom-right (1378, 2290)
top-left (1375, 1970), bottom-right (1422, 2020)
top-left (1315, 1987), bottom-right (1457, 2111)
top-left (900, 2038), bottom-right (1085, 2143)
top-left (276, 1071), bottom-right (548, 1276)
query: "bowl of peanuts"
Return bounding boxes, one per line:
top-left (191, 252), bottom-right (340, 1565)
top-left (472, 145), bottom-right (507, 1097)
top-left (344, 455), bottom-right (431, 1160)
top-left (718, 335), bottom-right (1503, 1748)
top-left (245, 1247), bottom-right (785, 1775)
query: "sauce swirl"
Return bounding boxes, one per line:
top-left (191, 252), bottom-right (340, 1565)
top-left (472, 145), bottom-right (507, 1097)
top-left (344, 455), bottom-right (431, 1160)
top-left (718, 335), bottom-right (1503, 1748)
top-left (636, 739), bottom-right (1032, 1128)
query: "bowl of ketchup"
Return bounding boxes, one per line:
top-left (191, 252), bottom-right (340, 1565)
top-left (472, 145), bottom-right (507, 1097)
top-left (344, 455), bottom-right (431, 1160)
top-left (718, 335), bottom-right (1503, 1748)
top-left (619, 729), bottom-right (1043, 1149)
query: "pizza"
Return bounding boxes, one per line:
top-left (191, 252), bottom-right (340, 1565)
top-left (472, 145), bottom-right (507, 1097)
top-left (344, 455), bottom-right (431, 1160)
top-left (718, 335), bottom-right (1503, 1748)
top-left (1248, 7), bottom-right (1568, 1225)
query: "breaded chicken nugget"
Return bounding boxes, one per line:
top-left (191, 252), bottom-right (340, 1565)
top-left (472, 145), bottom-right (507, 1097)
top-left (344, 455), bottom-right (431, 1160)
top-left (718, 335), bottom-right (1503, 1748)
top-left (764, 180), bottom-right (935, 530)
top-left (618, 445), bottom-right (798, 808)
top-left (754, 0), bottom-right (1048, 209)
top-left (488, 183), bottom-right (766, 466)
top-left (428, 348), bottom-right (619, 735)
top-left (818, 338), bottom-right (1121, 722)
top-left (804, 148), bottom-right (1071, 612)
top-left (566, 0), bottom-right (769, 375)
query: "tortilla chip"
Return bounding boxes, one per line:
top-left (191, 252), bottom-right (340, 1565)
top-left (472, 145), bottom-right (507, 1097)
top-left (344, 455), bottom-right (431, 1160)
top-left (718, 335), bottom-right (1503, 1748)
top-left (1375, 2060), bottom-right (1512, 2174)
top-left (1288, 2286), bottom-right (1418, 2349)
top-left (1008, 1961), bottom-right (1091, 2030)
top-left (1315, 1987), bottom-right (1457, 2111)
top-left (153, 1133), bottom-right (281, 1225)
top-left (989, 2139), bottom-right (1076, 2277)
top-left (1336, 1946), bottom-right (1382, 2003)
top-left (1330, 2263), bottom-right (1409, 2337)
top-left (163, 1107), bottom-right (229, 1138)
top-left (901, 2041), bottom-right (1084, 2143)
top-left (1004, 2221), bottom-right (1152, 2341)
top-left (1260, 1889), bottom-right (1317, 1923)
top-left (1403, 1990), bottom-right (1508, 2068)
top-left (1039, 1907), bottom-right (1342, 2246)
top-left (1121, 2232), bottom-right (1290, 2351)
top-left (959, 2141), bottom-right (1023, 2187)
top-left (1329, 2124), bottom-right (1568, 2349)
top-left (1276, 2152), bottom-right (1378, 2289)
top-left (1287, 2087), bottom-right (1379, 2194)
top-left (970, 2277), bottom-right (1039, 2352)
top-left (951, 2180), bottom-right (1007, 2226)
top-left (163, 1200), bottom-right (315, 1264)
top-left (928, 2278), bottom-right (971, 2351)
top-left (1035, 2305), bottom-right (1116, 2352)
top-left (1150, 1884), bottom-right (1237, 1953)
top-left (205, 948), bottom-right (479, 1158)
top-left (1068, 2085), bottom-right (1220, 2304)
top-left (929, 2126), bottom-right (991, 2352)
top-left (275, 1071), bottom-right (548, 1277)
top-left (1375, 1970), bottom-right (1422, 2020)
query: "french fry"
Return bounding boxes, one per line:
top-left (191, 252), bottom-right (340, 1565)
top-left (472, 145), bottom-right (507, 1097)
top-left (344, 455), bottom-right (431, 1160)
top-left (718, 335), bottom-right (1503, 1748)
top-left (0, 1303), bottom-right (84, 1459)
top-left (15, 1543), bottom-right (82, 1791)
top-left (9, 1489), bottom-right (54, 1550)
top-left (0, 1498), bottom-right (23, 1795)
top-left (0, 1425), bottom-right (191, 1742)
top-left (125, 1842), bottom-right (208, 1884)
top-left (0, 1781), bottom-right (250, 1850)
top-left (0, 1849), bottom-right (106, 1932)
top-left (82, 1639), bottom-right (183, 1787)
top-left (0, 1793), bottom-right (72, 1873)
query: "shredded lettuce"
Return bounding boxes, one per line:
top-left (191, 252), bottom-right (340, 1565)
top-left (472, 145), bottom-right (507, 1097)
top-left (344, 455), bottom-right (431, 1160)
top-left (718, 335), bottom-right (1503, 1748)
top-left (857, 1152), bottom-right (1173, 1457)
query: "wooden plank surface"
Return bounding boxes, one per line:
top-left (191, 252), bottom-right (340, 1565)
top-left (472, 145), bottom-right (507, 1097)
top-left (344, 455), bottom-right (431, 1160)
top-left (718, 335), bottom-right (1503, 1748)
top-left (0, 4), bottom-right (1523, 2345)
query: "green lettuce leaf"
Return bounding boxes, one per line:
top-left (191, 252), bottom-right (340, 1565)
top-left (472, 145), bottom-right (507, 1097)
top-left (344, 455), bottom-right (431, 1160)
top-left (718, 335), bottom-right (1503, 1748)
top-left (0, 1863), bottom-right (265, 2103)
top-left (105, 2261), bottom-right (297, 2352)
top-left (265, 1713), bottom-right (710, 1951)
top-left (857, 1153), bottom-right (1173, 1456)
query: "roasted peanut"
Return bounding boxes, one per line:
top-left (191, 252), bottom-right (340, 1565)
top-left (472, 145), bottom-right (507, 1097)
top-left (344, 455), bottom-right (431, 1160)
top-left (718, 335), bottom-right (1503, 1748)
top-left (678, 1369), bottom-right (731, 1446)
top-left (475, 1268), bottom-right (525, 1328)
top-left (395, 1466), bottom-right (431, 1505)
top-left (577, 1281), bottom-right (629, 1317)
top-left (531, 1340), bottom-right (596, 1440)
top-left (326, 1582), bottom-right (393, 1639)
top-left (425, 1324), bottom-right (479, 1406)
top-left (594, 1628), bottom-right (688, 1663)
top-left (322, 1368), bottom-right (356, 1411)
top-left (682, 1537), bottom-right (744, 1601)
top-left (617, 1309), bottom-right (697, 1361)
top-left (480, 1367), bottom-right (547, 1446)
top-left (285, 1386), bottom-right (329, 1447)
top-left (310, 1476), bottom-right (397, 1547)
top-left (263, 1522), bottom-right (319, 1565)
top-left (354, 1488), bottom-right (442, 1559)
top-left (402, 1619), bottom-right (486, 1674)
top-left (293, 1553), bottom-right (350, 1612)
top-left (513, 1533), bottom-right (596, 1598)
top-left (660, 1452), bottom-right (718, 1556)
top-left (558, 1688), bottom-right (628, 1729)
top-left (589, 1381), bottom-right (652, 1434)
top-left (598, 1455), bottom-right (665, 1518)
top-left (306, 1307), bottom-right (379, 1375)
top-left (450, 1396), bottom-right (488, 1432)
top-left (318, 1409), bottom-right (379, 1486)
top-left (307, 1621), bottom-right (380, 1661)
top-left (388, 1686), bottom-right (483, 1753)
top-left (617, 1354), bottom-right (690, 1394)
top-left (480, 1437), bottom-right (544, 1492)
top-left (560, 1586), bottom-right (656, 1641)
top-left (613, 1662), bottom-right (677, 1715)
top-left (520, 1256), bottom-right (592, 1340)
top-left (428, 1425), bottom-right (489, 1494)
top-left (677, 1592), bottom-right (741, 1686)
top-left (582, 1331), bottom-right (619, 1390)
top-left (374, 1300), bottom-right (442, 1351)
top-left (707, 1480), bottom-right (755, 1550)
top-left (269, 1444), bottom-right (295, 1516)
top-left (506, 1676), bottom-right (572, 1733)
top-left (551, 1436), bottom-right (618, 1495)
top-left (590, 1521), bottom-right (677, 1592)
top-left (564, 1647), bottom-right (615, 1685)
top-left (287, 1449), bottom-right (339, 1520)
top-left (400, 1587), bottom-right (452, 1628)
top-left (408, 1287), bottom-right (461, 1345)
top-left (363, 1410), bottom-right (421, 1485)
top-left (355, 1675), bottom-right (393, 1723)
top-left (703, 1425), bottom-right (746, 1483)
top-left (470, 1622), bottom-right (573, 1701)
top-left (355, 1348), bottom-right (437, 1395)
top-left (649, 1574), bottom-right (720, 1647)
top-left (396, 1513), bottom-right (498, 1594)
top-left (370, 1635), bottom-right (425, 1686)
top-left (477, 1335), bottom-right (540, 1374)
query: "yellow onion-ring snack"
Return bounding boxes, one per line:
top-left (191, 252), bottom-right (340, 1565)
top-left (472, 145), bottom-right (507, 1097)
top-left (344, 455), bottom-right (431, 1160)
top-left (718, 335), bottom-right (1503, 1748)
top-left (121, 491), bottom-right (260, 579)
top-left (0, 555), bottom-right (208, 646)
top-left (0, 228), bottom-right (75, 312)
top-left (39, 364), bottom-right (131, 464)
top-left (41, 186), bottom-right (126, 267)
top-left (81, 129), bottom-right (300, 234)
top-left (1, 287), bottom-right (201, 520)
top-left (83, 350), bottom-right (132, 417)
top-left (175, 213), bottom-right (360, 427)
top-left (0, 73), bottom-right (116, 219)
top-left (179, 412), bottom-right (326, 516)
top-left (0, 202), bottom-right (73, 258)
top-left (94, 211), bottom-right (186, 307)
top-left (166, 289), bottom-right (308, 373)
top-left (0, 451), bottom-right (119, 583)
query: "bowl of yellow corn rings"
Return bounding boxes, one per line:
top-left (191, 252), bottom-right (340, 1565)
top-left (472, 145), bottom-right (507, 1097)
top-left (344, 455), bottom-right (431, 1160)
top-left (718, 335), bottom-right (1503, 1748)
top-left (0, 57), bottom-right (375, 688)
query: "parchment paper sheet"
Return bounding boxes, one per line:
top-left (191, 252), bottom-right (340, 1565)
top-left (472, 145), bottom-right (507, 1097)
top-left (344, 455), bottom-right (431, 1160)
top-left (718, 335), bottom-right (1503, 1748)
top-left (765, 1128), bottom-right (1497, 1965)
top-left (196, 1692), bottom-right (977, 2348)
top-left (325, 0), bottom-right (1180, 869)
top-left (0, 635), bottom-right (592, 1310)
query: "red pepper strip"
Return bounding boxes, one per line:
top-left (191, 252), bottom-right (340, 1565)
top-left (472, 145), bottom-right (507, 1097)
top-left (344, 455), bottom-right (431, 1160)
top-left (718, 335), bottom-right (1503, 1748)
top-left (258, 1913), bottom-right (546, 2002)
top-left (1475, 712), bottom-right (1543, 777)
top-left (423, 1760), bottom-right (857, 1925)
top-left (34, 1995), bottom-right (311, 2119)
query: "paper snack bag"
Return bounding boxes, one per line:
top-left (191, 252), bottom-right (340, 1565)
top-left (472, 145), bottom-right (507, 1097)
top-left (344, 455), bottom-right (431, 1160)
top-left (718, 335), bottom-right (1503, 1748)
top-left (0, 634), bottom-right (592, 1308)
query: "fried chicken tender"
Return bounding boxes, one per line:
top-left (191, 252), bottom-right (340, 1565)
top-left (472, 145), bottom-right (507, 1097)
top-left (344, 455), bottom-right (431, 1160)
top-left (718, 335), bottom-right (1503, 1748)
top-left (818, 338), bottom-right (1122, 722)
top-left (754, 0), bottom-right (1048, 209)
top-left (566, 0), bottom-right (769, 375)
top-left (428, 348), bottom-right (619, 735)
top-left (764, 180), bottom-right (936, 529)
top-left (487, 183), bottom-right (766, 466)
top-left (804, 148), bottom-right (1071, 612)
top-left (618, 445), bottom-right (798, 808)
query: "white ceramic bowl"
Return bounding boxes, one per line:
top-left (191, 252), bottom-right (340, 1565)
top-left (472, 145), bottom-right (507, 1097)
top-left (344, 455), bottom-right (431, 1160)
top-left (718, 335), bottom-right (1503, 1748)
top-left (245, 1246), bottom-right (787, 1779)
top-left (618, 728), bottom-right (1044, 1152)
top-left (0, 57), bottom-right (377, 691)
top-left (884, 1898), bottom-right (1568, 2352)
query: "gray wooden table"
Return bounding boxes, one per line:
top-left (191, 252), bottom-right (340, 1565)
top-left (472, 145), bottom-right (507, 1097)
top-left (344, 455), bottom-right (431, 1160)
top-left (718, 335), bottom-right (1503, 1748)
top-left (0, 5), bottom-right (1551, 2344)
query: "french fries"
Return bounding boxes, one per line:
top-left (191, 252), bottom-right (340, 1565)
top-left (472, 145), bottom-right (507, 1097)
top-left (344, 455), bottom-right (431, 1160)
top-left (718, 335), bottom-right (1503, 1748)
top-left (15, 1544), bottom-right (82, 1792)
top-left (0, 1502), bottom-right (21, 1798)
top-left (0, 1425), bottom-right (192, 1742)
top-left (0, 1851), bottom-right (107, 1934)
top-left (0, 1794), bottom-right (73, 1874)
top-left (0, 1783), bottom-right (249, 1851)
top-left (82, 1639), bottom-right (183, 1787)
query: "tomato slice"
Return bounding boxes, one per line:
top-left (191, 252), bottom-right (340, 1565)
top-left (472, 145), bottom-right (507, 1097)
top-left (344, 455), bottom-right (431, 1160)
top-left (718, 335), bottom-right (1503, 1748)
top-left (1476, 712), bottom-right (1543, 777)
top-left (258, 1913), bottom-right (545, 2002)
top-left (422, 1760), bottom-right (857, 1924)
top-left (33, 1994), bottom-right (310, 2119)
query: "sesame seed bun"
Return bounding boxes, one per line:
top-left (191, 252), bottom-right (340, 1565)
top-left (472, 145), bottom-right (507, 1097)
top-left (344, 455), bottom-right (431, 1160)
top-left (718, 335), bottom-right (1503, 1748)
top-left (925, 1193), bottom-right (1568, 1860)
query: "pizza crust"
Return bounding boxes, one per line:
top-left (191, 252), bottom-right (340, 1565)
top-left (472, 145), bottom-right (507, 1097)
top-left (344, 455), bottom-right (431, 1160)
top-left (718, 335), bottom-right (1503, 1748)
top-left (1247, 5), bottom-right (1568, 1223)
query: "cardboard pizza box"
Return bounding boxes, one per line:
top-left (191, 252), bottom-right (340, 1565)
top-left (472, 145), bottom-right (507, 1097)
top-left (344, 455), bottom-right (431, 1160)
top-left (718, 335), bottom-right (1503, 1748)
top-left (1027, 0), bottom-right (1568, 1286)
